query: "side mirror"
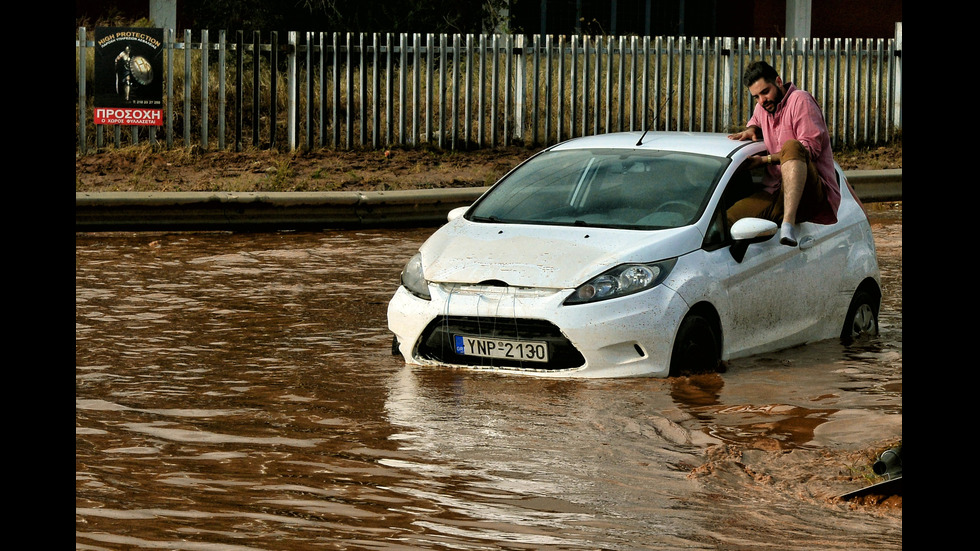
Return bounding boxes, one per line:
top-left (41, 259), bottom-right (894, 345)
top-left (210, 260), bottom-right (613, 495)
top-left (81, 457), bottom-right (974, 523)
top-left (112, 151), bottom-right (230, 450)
top-left (730, 218), bottom-right (778, 262)
top-left (447, 206), bottom-right (468, 222)
top-left (731, 217), bottom-right (778, 241)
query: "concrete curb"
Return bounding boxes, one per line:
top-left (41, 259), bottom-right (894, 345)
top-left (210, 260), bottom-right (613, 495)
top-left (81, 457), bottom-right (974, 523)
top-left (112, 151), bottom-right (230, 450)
top-left (75, 169), bottom-right (901, 232)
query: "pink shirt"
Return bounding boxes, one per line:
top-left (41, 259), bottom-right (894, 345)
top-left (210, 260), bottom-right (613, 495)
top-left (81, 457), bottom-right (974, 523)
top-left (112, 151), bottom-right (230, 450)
top-left (748, 83), bottom-right (841, 224)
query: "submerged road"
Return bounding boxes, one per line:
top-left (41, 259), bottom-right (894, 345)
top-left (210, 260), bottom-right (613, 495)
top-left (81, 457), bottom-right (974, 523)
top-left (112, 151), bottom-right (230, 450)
top-left (75, 207), bottom-right (902, 549)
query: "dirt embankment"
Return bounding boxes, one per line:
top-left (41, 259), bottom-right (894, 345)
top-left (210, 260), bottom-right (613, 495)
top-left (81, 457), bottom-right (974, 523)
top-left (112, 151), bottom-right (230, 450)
top-left (75, 141), bottom-right (901, 194)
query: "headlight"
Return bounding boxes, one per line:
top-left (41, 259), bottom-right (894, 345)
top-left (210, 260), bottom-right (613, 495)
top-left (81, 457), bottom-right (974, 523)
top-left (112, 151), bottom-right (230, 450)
top-left (400, 252), bottom-right (431, 300)
top-left (564, 258), bottom-right (677, 304)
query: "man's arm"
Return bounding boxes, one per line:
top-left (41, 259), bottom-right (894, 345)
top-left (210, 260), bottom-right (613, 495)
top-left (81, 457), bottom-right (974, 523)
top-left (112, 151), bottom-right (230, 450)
top-left (727, 125), bottom-right (762, 141)
top-left (788, 93), bottom-right (831, 161)
top-left (728, 125), bottom-right (768, 168)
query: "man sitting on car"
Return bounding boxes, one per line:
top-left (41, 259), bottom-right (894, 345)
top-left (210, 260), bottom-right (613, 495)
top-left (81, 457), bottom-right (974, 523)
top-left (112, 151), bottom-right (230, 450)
top-left (727, 60), bottom-right (841, 246)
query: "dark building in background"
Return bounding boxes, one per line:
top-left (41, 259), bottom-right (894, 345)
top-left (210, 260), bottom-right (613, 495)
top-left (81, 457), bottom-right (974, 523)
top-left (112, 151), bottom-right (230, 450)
top-left (508, 0), bottom-right (902, 38)
top-left (77, 0), bottom-right (902, 39)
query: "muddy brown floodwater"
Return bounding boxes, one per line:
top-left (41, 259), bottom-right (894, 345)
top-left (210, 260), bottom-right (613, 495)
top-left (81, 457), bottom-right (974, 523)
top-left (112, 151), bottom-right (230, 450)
top-left (76, 204), bottom-right (901, 550)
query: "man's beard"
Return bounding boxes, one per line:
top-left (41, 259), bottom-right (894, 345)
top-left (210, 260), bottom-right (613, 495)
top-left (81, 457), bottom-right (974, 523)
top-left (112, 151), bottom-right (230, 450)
top-left (763, 88), bottom-right (784, 113)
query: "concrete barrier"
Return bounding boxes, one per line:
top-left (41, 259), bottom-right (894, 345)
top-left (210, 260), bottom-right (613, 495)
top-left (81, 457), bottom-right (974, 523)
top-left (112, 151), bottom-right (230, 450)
top-left (843, 169), bottom-right (903, 203)
top-left (75, 169), bottom-right (900, 232)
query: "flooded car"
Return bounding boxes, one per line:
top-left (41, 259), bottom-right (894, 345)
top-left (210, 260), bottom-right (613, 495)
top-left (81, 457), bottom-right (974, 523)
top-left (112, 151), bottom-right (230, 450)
top-left (387, 131), bottom-right (881, 377)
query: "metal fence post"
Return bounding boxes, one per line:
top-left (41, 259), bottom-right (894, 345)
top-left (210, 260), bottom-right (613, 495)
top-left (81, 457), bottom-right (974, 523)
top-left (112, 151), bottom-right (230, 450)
top-left (218, 30), bottom-right (226, 150)
top-left (400, 33), bottom-right (408, 146)
top-left (184, 29), bottom-right (192, 147)
top-left (514, 34), bottom-right (525, 143)
top-left (288, 31), bottom-right (298, 150)
top-left (201, 29), bottom-right (209, 149)
top-left (892, 22), bottom-right (902, 132)
top-left (345, 32), bottom-right (354, 149)
top-left (78, 27), bottom-right (87, 154)
top-left (166, 29), bottom-right (174, 149)
top-left (721, 37), bottom-right (733, 132)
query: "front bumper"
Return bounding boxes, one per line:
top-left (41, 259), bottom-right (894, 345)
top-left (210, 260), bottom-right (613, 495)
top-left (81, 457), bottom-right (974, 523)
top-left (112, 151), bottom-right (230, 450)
top-left (387, 281), bottom-right (690, 378)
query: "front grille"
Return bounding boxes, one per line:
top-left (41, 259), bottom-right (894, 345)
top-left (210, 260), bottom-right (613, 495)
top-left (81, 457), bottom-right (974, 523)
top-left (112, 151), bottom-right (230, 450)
top-left (416, 316), bottom-right (586, 370)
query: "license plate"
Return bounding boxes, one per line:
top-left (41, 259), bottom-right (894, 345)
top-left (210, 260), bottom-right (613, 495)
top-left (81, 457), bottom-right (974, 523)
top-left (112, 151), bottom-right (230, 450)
top-left (454, 335), bottom-right (549, 363)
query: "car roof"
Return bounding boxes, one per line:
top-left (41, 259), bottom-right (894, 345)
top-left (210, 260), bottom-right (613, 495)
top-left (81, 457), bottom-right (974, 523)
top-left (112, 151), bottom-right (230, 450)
top-left (548, 131), bottom-right (763, 158)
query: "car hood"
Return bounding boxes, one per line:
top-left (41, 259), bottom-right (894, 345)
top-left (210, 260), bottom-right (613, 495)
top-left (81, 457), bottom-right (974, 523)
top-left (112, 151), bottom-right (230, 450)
top-left (419, 219), bottom-right (704, 288)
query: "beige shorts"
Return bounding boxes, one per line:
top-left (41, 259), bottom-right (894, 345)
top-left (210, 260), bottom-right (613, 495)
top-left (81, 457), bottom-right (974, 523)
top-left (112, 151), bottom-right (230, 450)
top-left (727, 139), bottom-right (826, 225)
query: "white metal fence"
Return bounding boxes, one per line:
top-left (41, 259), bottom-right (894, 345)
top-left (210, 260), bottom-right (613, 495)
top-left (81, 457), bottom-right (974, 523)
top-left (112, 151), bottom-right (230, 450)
top-left (75, 24), bottom-right (902, 154)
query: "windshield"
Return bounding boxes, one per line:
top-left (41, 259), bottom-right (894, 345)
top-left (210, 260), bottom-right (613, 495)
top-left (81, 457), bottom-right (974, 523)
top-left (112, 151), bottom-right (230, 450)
top-left (468, 149), bottom-right (730, 229)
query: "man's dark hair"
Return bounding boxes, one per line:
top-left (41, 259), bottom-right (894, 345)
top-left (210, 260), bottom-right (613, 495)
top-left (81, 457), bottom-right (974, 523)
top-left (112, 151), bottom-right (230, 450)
top-left (742, 61), bottom-right (779, 88)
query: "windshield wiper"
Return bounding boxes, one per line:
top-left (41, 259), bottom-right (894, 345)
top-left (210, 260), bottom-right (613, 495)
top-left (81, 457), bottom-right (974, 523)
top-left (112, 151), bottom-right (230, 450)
top-left (470, 215), bottom-right (504, 223)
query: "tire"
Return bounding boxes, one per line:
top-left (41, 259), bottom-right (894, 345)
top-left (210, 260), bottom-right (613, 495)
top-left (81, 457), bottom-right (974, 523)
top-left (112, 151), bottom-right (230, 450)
top-left (391, 335), bottom-right (401, 356)
top-left (841, 289), bottom-right (879, 341)
top-left (669, 313), bottom-right (721, 376)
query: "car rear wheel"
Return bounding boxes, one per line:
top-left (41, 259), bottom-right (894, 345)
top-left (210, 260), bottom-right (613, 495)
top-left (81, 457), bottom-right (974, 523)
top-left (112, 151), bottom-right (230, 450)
top-left (669, 313), bottom-right (721, 376)
top-left (841, 289), bottom-right (879, 341)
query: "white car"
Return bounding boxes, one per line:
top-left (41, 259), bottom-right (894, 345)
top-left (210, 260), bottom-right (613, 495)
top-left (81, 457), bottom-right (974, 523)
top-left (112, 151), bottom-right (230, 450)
top-left (387, 131), bottom-right (881, 378)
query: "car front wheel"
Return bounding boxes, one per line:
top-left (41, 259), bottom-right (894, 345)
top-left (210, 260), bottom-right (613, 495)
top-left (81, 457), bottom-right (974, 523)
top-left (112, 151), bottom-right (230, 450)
top-left (841, 289), bottom-right (879, 341)
top-left (669, 313), bottom-right (721, 376)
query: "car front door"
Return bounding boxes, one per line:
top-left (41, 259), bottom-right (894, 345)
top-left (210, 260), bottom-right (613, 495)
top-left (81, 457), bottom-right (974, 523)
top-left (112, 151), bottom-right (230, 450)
top-left (722, 234), bottom-right (813, 357)
top-left (703, 162), bottom-right (824, 359)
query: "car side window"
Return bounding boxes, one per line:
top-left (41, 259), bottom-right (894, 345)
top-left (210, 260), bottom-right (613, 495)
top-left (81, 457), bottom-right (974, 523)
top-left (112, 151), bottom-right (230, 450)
top-left (722, 163), bottom-right (762, 212)
top-left (703, 208), bottom-right (728, 250)
top-left (702, 161), bottom-right (764, 250)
